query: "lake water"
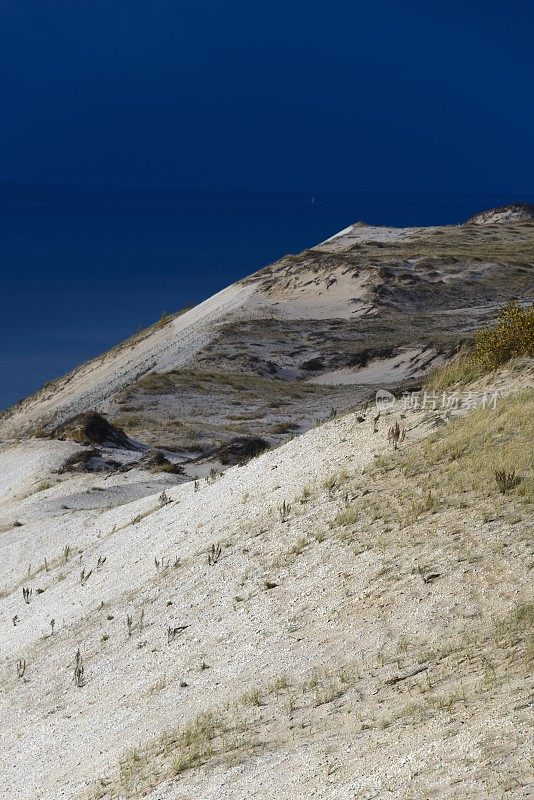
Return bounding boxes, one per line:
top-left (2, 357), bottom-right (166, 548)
top-left (0, 189), bottom-right (531, 409)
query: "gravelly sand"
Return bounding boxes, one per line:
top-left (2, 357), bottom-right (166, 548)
top-left (1, 366), bottom-right (532, 799)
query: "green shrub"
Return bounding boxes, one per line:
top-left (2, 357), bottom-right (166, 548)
top-left (428, 303), bottom-right (534, 389)
top-left (473, 302), bottom-right (534, 369)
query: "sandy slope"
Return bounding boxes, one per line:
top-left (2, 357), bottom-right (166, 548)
top-left (0, 366), bottom-right (532, 799)
top-left (0, 282), bottom-right (256, 437)
top-left (1, 210), bottom-right (533, 798)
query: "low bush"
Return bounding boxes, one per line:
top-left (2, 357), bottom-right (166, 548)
top-left (474, 302), bottom-right (534, 369)
top-left (427, 302), bottom-right (534, 389)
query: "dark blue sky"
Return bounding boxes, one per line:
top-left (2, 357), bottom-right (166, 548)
top-left (1, 0), bottom-right (533, 192)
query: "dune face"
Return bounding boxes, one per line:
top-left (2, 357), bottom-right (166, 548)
top-left (1, 207), bottom-right (532, 467)
top-left (0, 206), bottom-right (533, 800)
top-left (466, 203), bottom-right (534, 225)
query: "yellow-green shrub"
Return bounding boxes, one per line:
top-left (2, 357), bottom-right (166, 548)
top-left (428, 303), bottom-right (534, 389)
top-left (473, 302), bottom-right (534, 369)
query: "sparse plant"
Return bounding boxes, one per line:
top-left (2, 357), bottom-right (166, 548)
top-left (298, 485), bottom-right (313, 504)
top-left (16, 659), bottom-right (26, 678)
top-left (205, 468), bottom-right (221, 484)
top-left (240, 688), bottom-right (262, 707)
top-left (334, 506), bottom-right (358, 527)
top-left (159, 490), bottom-right (171, 506)
top-left (285, 695), bottom-right (296, 714)
top-left (387, 420), bottom-right (406, 450)
top-left (314, 678), bottom-right (344, 707)
top-left (63, 544), bottom-right (71, 563)
top-left (278, 500), bottom-right (292, 523)
top-left (269, 674), bottom-right (290, 694)
top-left (80, 567), bottom-right (92, 586)
top-left (494, 469), bottom-right (520, 495)
top-left (156, 310), bottom-right (171, 329)
top-left (126, 610), bottom-right (146, 637)
top-left (22, 587), bottom-right (32, 604)
top-left (96, 556), bottom-right (106, 570)
top-left (323, 470), bottom-right (348, 499)
top-left (207, 542), bottom-right (222, 566)
top-left (407, 488), bottom-right (440, 522)
top-left (172, 711), bottom-right (223, 775)
top-left (74, 649), bottom-right (85, 688)
top-left (289, 536), bottom-right (308, 557)
top-left (324, 475), bottom-right (338, 499)
top-left (430, 689), bottom-right (466, 714)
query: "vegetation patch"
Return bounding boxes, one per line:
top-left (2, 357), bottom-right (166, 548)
top-left (214, 436), bottom-right (269, 465)
top-left (496, 602), bottom-right (534, 667)
top-left (137, 449), bottom-right (184, 474)
top-left (402, 389), bottom-right (534, 502)
top-left (51, 411), bottom-right (135, 449)
top-left (428, 302), bottom-right (534, 389)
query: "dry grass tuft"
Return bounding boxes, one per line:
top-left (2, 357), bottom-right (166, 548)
top-left (172, 712), bottom-right (225, 774)
top-left (333, 506), bottom-right (358, 527)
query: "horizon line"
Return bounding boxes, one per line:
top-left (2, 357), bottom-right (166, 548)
top-left (0, 181), bottom-right (533, 198)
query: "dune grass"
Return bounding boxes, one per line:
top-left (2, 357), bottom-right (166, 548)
top-left (426, 357), bottom-right (486, 391)
top-left (403, 389), bottom-right (534, 502)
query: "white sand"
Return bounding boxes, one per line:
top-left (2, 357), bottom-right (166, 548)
top-left (0, 367), bottom-right (532, 799)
